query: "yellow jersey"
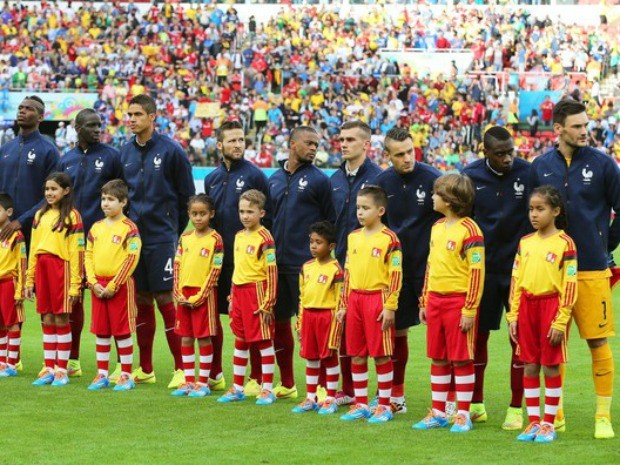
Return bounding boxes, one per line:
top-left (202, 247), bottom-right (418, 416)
top-left (0, 230), bottom-right (27, 300)
top-left (298, 257), bottom-right (344, 321)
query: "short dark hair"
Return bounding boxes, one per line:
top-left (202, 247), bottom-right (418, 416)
top-left (358, 185), bottom-right (388, 209)
top-left (309, 221), bottom-right (336, 244)
top-left (553, 98), bottom-right (586, 126)
top-left (483, 126), bottom-right (512, 149)
top-left (188, 194), bottom-right (215, 212)
top-left (217, 120), bottom-right (244, 142)
top-left (433, 174), bottom-right (474, 218)
top-left (384, 127), bottom-right (412, 154)
top-left (340, 120), bottom-right (371, 139)
top-left (129, 94), bottom-right (156, 115)
top-left (75, 108), bottom-right (99, 127)
top-left (290, 126), bottom-right (317, 142)
top-left (0, 192), bottom-right (13, 211)
top-left (101, 179), bottom-right (129, 202)
top-left (26, 95), bottom-right (45, 115)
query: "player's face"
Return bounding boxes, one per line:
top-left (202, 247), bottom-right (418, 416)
top-left (45, 180), bottom-right (70, 207)
top-left (77, 113), bottom-right (102, 146)
top-left (529, 194), bottom-right (559, 231)
top-left (339, 128), bottom-right (369, 163)
top-left (554, 112), bottom-right (589, 149)
top-left (217, 128), bottom-right (245, 164)
top-left (290, 131), bottom-right (319, 164)
top-left (127, 104), bottom-right (155, 136)
top-left (356, 194), bottom-right (384, 228)
top-left (16, 100), bottom-right (43, 130)
top-left (385, 137), bottom-right (415, 174)
top-left (432, 192), bottom-right (449, 215)
top-left (189, 201), bottom-right (215, 233)
top-left (101, 193), bottom-right (127, 220)
top-left (309, 232), bottom-right (333, 260)
top-left (239, 199), bottom-right (265, 231)
top-left (484, 138), bottom-right (514, 174)
top-left (0, 205), bottom-right (12, 227)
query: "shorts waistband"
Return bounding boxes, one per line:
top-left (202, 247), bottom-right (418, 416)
top-left (232, 281), bottom-right (265, 290)
top-left (0, 276), bottom-right (13, 284)
top-left (302, 307), bottom-right (334, 312)
top-left (522, 291), bottom-right (559, 301)
top-left (95, 276), bottom-right (114, 285)
top-left (429, 291), bottom-right (467, 299)
top-left (352, 289), bottom-right (382, 296)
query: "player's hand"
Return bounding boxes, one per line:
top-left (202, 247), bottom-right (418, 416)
top-left (509, 321), bottom-right (518, 345)
top-left (419, 308), bottom-right (427, 324)
top-left (93, 283), bottom-right (106, 299)
top-left (459, 315), bottom-right (474, 333)
top-left (25, 287), bottom-right (34, 300)
top-left (378, 309), bottom-right (395, 331)
top-left (100, 288), bottom-right (113, 299)
top-left (254, 309), bottom-right (274, 326)
top-left (547, 327), bottom-right (564, 347)
top-left (0, 219), bottom-right (21, 241)
top-left (335, 309), bottom-right (346, 323)
top-left (15, 298), bottom-right (23, 305)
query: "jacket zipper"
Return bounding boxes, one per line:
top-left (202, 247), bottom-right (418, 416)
top-left (14, 139), bottom-right (23, 202)
top-left (80, 150), bottom-right (86, 212)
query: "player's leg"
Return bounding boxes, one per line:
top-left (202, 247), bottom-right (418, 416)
top-left (33, 312), bottom-right (57, 385)
top-left (210, 267), bottom-right (232, 391)
top-left (154, 289), bottom-right (184, 387)
top-left (319, 353), bottom-right (340, 414)
top-left (503, 335), bottom-right (525, 430)
top-left (1, 323), bottom-right (20, 377)
top-left (89, 333), bottom-right (112, 390)
top-left (135, 290), bottom-right (157, 379)
top-left (68, 295), bottom-right (84, 377)
top-left (172, 335), bottom-right (196, 397)
top-left (188, 336), bottom-right (213, 398)
top-left (272, 273), bottom-right (297, 397)
top-left (518, 363), bottom-right (543, 441)
top-left (589, 337), bottom-right (615, 439)
top-left (293, 309), bottom-right (319, 412)
top-left (218, 337), bottom-right (249, 403)
top-left (0, 323), bottom-right (7, 368)
top-left (53, 313), bottom-right (71, 386)
top-left (535, 364), bottom-right (562, 443)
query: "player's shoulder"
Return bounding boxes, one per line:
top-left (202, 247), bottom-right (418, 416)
top-left (37, 133), bottom-right (60, 154)
top-left (380, 226), bottom-right (400, 243)
top-left (461, 158), bottom-right (485, 177)
top-left (416, 161), bottom-right (442, 178)
top-left (432, 217), bottom-right (447, 227)
top-left (181, 230), bottom-right (194, 238)
top-left (121, 217), bottom-right (139, 231)
top-left (558, 231), bottom-right (577, 250)
top-left (512, 157), bottom-right (532, 170)
top-left (461, 217), bottom-right (483, 236)
top-left (90, 218), bottom-right (106, 231)
top-left (99, 143), bottom-right (121, 157)
top-left (70, 208), bottom-right (83, 223)
top-left (348, 227), bottom-right (363, 237)
top-left (58, 149), bottom-right (80, 165)
top-left (302, 258), bottom-right (316, 270)
top-left (374, 166), bottom-right (397, 183)
top-left (519, 232), bottom-right (537, 245)
top-left (257, 226), bottom-right (275, 243)
top-left (211, 229), bottom-right (224, 243)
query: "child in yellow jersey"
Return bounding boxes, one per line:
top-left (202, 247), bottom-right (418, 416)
top-left (413, 174), bottom-right (484, 433)
top-left (172, 195), bottom-right (223, 398)
top-left (0, 193), bottom-right (26, 378)
top-left (26, 172), bottom-right (84, 387)
top-left (339, 186), bottom-right (403, 424)
top-left (508, 186), bottom-right (577, 444)
top-left (292, 221), bottom-right (344, 415)
top-left (85, 180), bottom-right (141, 392)
top-left (218, 189), bottom-right (278, 406)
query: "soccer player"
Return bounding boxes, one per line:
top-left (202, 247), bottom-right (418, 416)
top-left (121, 94), bottom-right (195, 389)
top-left (171, 195), bottom-right (223, 398)
top-left (375, 127), bottom-right (441, 413)
top-left (218, 190), bottom-right (278, 406)
top-left (339, 186), bottom-right (403, 424)
top-left (330, 121), bottom-right (381, 406)
top-left (268, 126), bottom-right (336, 399)
top-left (413, 174), bottom-right (484, 433)
top-left (0, 193), bottom-right (26, 378)
top-left (530, 98), bottom-right (620, 439)
top-left (462, 126), bottom-right (531, 429)
top-left (26, 172), bottom-right (84, 387)
top-left (508, 186), bottom-right (577, 443)
top-left (292, 221), bottom-right (344, 415)
top-left (58, 108), bottom-right (124, 379)
top-left (0, 96), bottom-right (59, 245)
top-left (204, 119), bottom-right (271, 394)
top-left (85, 180), bottom-right (141, 392)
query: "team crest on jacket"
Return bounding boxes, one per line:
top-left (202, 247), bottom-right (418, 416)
top-left (298, 177), bottom-right (308, 191)
top-left (26, 150), bottom-right (36, 165)
top-left (513, 180), bottom-right (524, 198)
top-left (582, 166), bottom-right (593, 185)
top-left (200, 248), bottom-right (210, 257)
top-left (546, 252), bottom-right (557, 263)
top-left (95, 159), bottom-right (104, 172)
top-left (246, 245), bottom-right (255, 254)
top-left (446, 240), bottom-right (456, 251)
top-left (153, 155), bottom-right (162, 170)
top-left (112, 235), bottom-right (122, 244)
top-left (236, 177), bottom-right (245, 192)
top-left (317, 274), bottom-right (328, 284)
top-left (416, 187), bottom-right (426, 204)
top-left (371, 247), bottom-right (382, 258)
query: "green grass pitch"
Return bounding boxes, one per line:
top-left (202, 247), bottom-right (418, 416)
top-left (2, 287), bottom-right (619, 464)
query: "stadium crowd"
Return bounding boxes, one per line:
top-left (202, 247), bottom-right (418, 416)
top-left (0, 1), bottom-right (619, 168)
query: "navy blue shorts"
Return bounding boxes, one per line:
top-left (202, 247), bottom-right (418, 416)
top-left (274, 272), bottom-right (300, 321)
top-left (217, 267), bottom-right (233, 315)
top-left (395, 277), bottom-right (424, 330)
top-left (134, 242), bottom-right (176, 293)
top-left (478, 273), bottom-right (511, 332)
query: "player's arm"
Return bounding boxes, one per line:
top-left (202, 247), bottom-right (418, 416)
top-left (507, 245), bottom-right (523, 324)
top-left (68, 211), bottom-right (85, 297)
top-left (173, 145), bottom-right (195, 234)
top-left (84, 230), bottom-right (98, 289)
top-left (172, 238), bottom-right (185, 303)
top-left (13, 234), bottom-right (26, 301)
top-left (17, 149), bottom-right (59, 227)
top-left (258, 236), bottom-right (278, 313)
top-left (318, 175), bottom-right (337, 224)
top-left (551, 239), bottom-right (578, 333)
top-left (25, 213), bottom-right (41, 295)
top-left (604, 158), bottom-right (620, 253)
top-left (462, 226), bottom-right (485, 318)
top-left (383, 238), bottom-right (403, 311)
top-left (187, 237), bottom-right (224, 307)
top-left (257, 171), bottom-right (273, 230)
top-left (296, 269), bottom-right (305, 332)
top-left (107, 229), bottom-right (141, 294)
top-left (528, 158), bottom-right (541, 191)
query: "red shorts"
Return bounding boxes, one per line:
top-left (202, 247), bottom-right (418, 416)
top-left (517, 292), bottom-right (567, 365)
top-left (345, 290), bottom-right (394, 358)
top-left (426, 292), bottom-right (476, 362)
top-left (35, 254), bottom-right (72, 315)
top-left (91, 276), bottom-right (137, 336)
top-left (299, 308), bottom-right (342, 360)
top-left (175, 287), bottom-right (218, 339)
top-left (230, 282), bottom-right (274, 343)
top-left (0, 277), bottom-right (24, 327)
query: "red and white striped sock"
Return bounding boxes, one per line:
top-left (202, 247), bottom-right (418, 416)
top-left (233, 339), bottom-right (249, 391)
top-left (257, 340), bottom-right (275, 392)
top-left (7, 330), bottom-right (20, 369)
top-left (42, 324), bottom-right (57, 370)
top-left (543, 374), bottom-right (562, 425)
top-left (55, 324), bottom-right (72, 372)
top-left (95, 336), bottom-right (111, 376)
top-left (305, 360), bottom-right (320, 402)
top-left (198, 343), bottom-right (213, 385)
top-left (352, 361), bottom-right (369, 406)
top-left (116, 336), bottom-right (133, 376)
top-left (431, 363), bottom-right (452, 415)
top-left (181, 344), bottom-right (195, 384)
top-left (324, 355), bottom-right (339, 398)
top-left (523, 375), bottom-right (541, 424)
top-left (376, 360), bottom-right (393, 407)
top-left (454, 362), bottom-right (475, 418)
top-left (0, 330), bottom-right (7, 364)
